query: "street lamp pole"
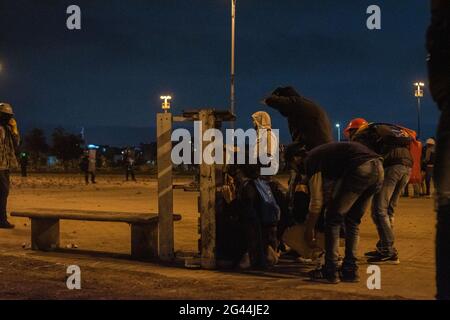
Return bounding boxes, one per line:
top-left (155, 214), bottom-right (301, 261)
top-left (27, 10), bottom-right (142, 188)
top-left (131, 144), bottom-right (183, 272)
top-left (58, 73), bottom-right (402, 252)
top-left (230, 0), bottom-right (236, 119)
top-left (335, 123), bottom-right (341, 142)
top-left (414, 82), bottom-right (425, 139)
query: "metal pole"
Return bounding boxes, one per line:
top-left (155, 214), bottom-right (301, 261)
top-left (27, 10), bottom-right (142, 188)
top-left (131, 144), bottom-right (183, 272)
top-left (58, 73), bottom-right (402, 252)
top-left (417, 97), bottom-right (421, 139)
top-left (337, 126), bottom-right (341, 142)
top-left (230, 0), bottom-right (236, 119)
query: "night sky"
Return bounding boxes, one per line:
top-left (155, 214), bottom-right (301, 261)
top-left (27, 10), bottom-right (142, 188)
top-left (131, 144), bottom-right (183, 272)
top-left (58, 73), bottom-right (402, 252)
top-left (0, 0), bottom-right (439, 145)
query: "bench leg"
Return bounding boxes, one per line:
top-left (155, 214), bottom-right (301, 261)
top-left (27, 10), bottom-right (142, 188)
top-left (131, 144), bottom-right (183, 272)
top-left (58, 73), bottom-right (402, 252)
top-left (31, 218), bottom-right (60, 251)
top-left (131, 223), bottom-right (158, 260)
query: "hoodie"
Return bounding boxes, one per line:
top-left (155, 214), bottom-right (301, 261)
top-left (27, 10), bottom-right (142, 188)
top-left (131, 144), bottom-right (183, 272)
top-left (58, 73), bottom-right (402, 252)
top-left (264, 86), bottom-right (333, 150)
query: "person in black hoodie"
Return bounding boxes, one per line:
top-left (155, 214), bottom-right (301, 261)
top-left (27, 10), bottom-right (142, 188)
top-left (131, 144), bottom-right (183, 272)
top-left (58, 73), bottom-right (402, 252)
top-left (263, 86), bottom-right (333, 150)
top-left (427, 0), bottom-right (450, 300)
top-left (263, 87), bottom-right (333, 225)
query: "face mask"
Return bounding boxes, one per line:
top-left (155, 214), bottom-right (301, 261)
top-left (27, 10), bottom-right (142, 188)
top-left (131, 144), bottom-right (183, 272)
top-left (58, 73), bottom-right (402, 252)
top-left (0, 114), bottom-right (12, 126)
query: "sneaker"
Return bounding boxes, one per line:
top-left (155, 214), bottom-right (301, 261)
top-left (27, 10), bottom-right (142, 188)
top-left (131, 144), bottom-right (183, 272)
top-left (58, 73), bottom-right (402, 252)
top-left (0, 221), bottom-right (15, 229)
top-left (308, 267), bottom-right (340, 284)
top-left (367, 253), bottom-right (400, 265)
top-left (238, 252), bottom-right (251, 270)
top-left (340, 269), bottom-right (360, 283)
top-left (364, 250), bottom-right (381, 257)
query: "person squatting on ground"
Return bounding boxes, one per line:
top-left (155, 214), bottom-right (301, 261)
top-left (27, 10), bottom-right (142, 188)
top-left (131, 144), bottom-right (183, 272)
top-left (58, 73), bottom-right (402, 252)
top-left (221, 161), bottom-right (281, 270)
top-left (0, 103), bottom-right (20, 229)
top-left (218, 111), bottom-right (281, 269)
top-left (345, 119), bottom-right (413, 264)
top-left (427, 0), bottom-right (450, 300)
top-left (302, 142), bottom-right (384, 284)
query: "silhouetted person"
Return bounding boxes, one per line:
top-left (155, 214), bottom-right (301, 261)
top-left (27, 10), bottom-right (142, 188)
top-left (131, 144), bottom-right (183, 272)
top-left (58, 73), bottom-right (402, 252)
top-left (0, 103), bottom-right (20, 229)
top-left (427, 0), bottom-right (450, 300)
top-left (124, 149), bottom-right (137, 182)
top-left (19, 152), bottom-right (29, 177)
top-left (80, 153), bottom-right (96, 184)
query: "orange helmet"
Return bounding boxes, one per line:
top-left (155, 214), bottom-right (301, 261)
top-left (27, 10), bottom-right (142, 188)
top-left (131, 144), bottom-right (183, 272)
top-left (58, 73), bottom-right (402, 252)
top-left (344, 118), bottom-right (368, 138)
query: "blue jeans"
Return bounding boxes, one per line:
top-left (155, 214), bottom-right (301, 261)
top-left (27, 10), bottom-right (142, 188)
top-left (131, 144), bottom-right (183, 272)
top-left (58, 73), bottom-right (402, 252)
top-left (324, 159), bottom-right (384, 272)
top-left (371, 164), bottom-right (411, 256)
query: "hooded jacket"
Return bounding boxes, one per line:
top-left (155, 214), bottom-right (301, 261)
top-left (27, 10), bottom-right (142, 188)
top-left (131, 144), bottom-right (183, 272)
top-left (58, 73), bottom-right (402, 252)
top-left (0, 123), bottom-right (19, 170)
top-left (264, 86), bottom-right (333, 150)
top-left (251, 111), bottom-right (279, 175)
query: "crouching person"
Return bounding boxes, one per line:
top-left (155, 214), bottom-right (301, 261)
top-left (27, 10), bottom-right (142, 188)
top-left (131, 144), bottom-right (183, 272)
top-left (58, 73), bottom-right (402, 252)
top-left (303, 142), bottom-right (384, 284)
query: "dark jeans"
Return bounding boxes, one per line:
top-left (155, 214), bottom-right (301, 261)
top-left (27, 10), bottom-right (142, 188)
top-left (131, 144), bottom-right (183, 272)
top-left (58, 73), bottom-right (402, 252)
top-left (425, 167), bottom-right (433, 195)
top-left (84, 171), bottom-right (96, 184)
top-left (428, 6), bottom-right (450, 300)
top-left (324, 159), bottom-right (384, 272)
top-left (126, 167), bottom-right (136, 181)
top-left (371, 164), bottom-right (411, 256)
top-left (0, 170), bottom-right (10, 222)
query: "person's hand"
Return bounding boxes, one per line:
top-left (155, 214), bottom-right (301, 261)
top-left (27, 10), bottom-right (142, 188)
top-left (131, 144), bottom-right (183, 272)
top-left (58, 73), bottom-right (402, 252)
top-left (8, 118), bottom-right (19, 136)
top-left (304, 226), bottom-right (317, 249)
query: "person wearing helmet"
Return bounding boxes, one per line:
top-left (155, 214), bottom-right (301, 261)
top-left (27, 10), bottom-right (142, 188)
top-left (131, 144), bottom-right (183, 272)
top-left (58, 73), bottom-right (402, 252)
top-left (344, 118), bottom-right (413, 265)
top-left (427, 0), bottom-right (450, 299)
top-left (343, 118), bottom-right (369, 140)
top-left (0, 102), bottom-right (20, 229)
top-left (423, 138), bottom-right (436, 197)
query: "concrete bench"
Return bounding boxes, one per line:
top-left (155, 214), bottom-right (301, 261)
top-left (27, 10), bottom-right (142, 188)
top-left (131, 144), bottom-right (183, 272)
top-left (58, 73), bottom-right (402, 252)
top-left (11, 209), bottom-right (182, 260)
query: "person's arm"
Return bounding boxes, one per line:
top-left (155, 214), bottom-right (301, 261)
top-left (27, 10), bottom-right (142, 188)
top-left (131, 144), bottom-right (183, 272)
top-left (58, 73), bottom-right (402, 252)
top-left (304, 171), bottom-right (324, 248)
top-left (8, 118), bottom-right (20, 148)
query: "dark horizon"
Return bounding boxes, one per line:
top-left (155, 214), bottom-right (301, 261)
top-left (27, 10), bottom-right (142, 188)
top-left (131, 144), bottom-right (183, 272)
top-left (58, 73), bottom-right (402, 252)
top-left (0, 0), bottom-right (439, 144)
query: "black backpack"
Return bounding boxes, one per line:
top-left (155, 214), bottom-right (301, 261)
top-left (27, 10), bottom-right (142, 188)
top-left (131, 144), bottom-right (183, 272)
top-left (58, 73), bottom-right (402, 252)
top-left (354, 123), bottom-right (412, 154)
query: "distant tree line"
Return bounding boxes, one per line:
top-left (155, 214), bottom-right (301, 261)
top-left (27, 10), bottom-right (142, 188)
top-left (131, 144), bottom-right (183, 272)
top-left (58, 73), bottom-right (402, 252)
top-left (21, 127), bottom-right (84, 170)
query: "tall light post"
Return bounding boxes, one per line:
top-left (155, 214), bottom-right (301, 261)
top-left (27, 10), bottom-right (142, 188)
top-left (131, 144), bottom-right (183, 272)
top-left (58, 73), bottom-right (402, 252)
top-left (230, 0), bottom-right (236, 119)
top-left (414, 82), bottom-right (425, 139)
top-left (335, 123), bottom-right (341, 142)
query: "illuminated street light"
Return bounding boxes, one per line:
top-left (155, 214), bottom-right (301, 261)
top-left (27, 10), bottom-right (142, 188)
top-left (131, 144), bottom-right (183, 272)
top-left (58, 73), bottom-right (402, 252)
top-left (414, 82), bottom-right (425, 139)
top-left (160, 95), bottom-right (172, 113)
top-left (335, 123), bottom-right (341, 142)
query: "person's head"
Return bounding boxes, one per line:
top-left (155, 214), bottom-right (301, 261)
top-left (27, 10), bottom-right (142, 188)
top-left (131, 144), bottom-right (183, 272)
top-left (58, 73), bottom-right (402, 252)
top-left (426, 138), bottom-right (436, 146)
top-left (251, 111), bottom-right (272, 131)
top-left (285, 142), bottom-right (308, 173)
top-left (271, 86), bottom-right (301, 97)
top-left (344, 118), bottom-right (368, 140)
top-left (0, 102), bottom-right (14, 125)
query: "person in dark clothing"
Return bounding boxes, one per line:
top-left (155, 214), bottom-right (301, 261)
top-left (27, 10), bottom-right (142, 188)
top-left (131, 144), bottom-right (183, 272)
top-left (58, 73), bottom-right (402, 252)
top-left (302, 142), bottom-right (384, 284)
top-left (345, 120), bottom-right (413, 264)
top-left (263, 86), bottom-right (334, 230)
top-left (0, 102), bottom-right (20, 229)
top-left (124, 149), bottom-right (137, 182)
top-left (423, 138), bottom-right (436, 196)
top-left (263, 86), bottom-right (333, 150)
top-left (19, 152), bottom-right (29, 177)
top-left (427, 0), bottom-right (450, 300)
top-left (80, 153), bottom-right (95, 185)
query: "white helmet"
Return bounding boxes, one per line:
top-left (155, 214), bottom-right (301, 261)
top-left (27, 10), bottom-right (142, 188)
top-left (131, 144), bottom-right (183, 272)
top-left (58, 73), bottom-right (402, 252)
top-left (426, 138), bottom-right (436, 145)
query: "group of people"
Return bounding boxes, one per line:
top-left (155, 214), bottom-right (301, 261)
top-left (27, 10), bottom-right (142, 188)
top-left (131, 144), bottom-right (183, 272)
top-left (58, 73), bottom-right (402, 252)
top-left (79, 147), bottom-right (137, 185)
top-left (218, 86), bottom-right (436, 284)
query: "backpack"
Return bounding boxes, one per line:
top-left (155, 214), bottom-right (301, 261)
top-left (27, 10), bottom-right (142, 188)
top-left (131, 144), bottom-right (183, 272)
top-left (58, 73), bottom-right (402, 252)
top-left (253, 178), bottom-right (281, 225)
top-left (354, 123), bottom-right (412, 154)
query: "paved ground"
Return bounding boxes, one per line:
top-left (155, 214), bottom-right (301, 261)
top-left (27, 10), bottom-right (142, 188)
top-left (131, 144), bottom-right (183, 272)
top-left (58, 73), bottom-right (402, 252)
top-left (0, 173), bottom-right (437, 299)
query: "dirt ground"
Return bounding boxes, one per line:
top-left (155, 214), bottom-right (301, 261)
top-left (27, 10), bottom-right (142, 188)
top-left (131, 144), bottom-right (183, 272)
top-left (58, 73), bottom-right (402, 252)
top-left (0, 173), bottom-right (436, 300)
